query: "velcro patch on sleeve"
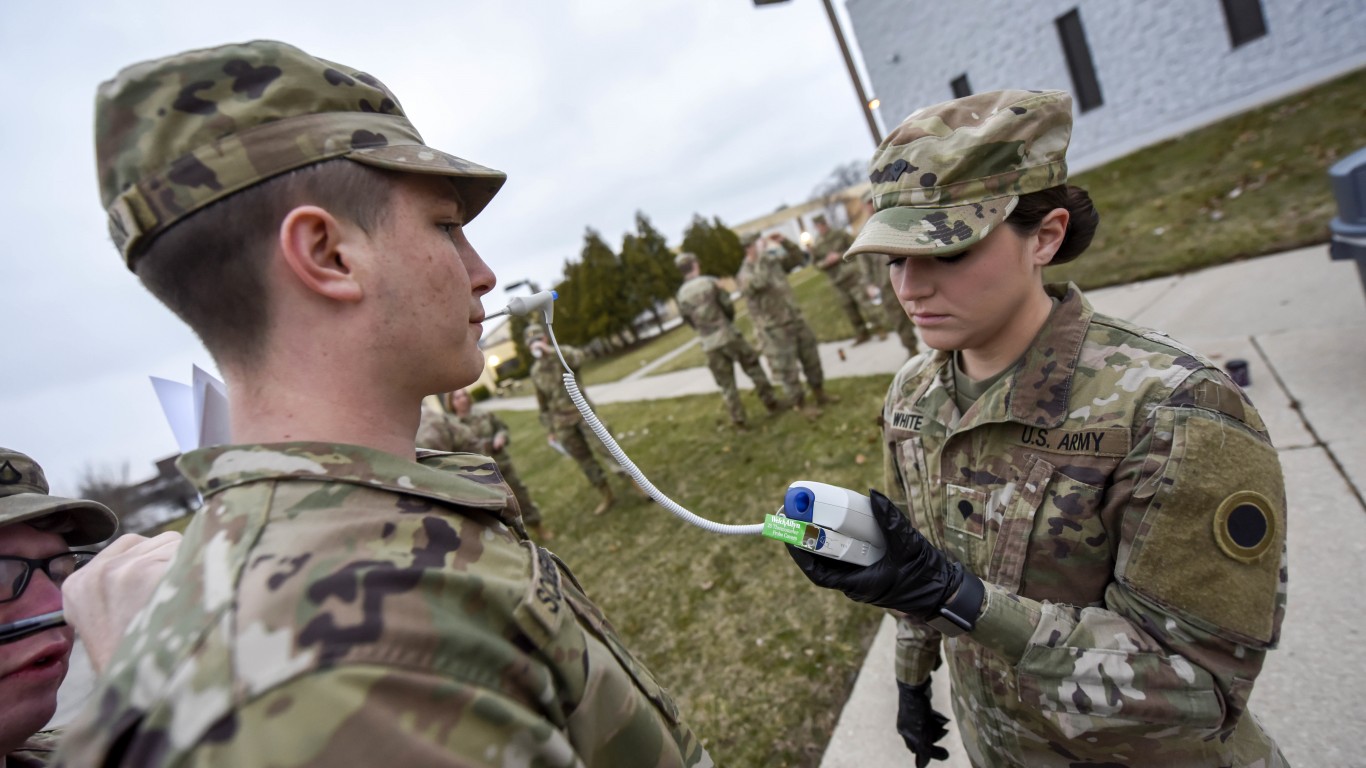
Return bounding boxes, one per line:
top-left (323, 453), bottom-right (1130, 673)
top-left (511, 541), bottom-right (564, 646)
top-left (1119, 407), bottom-right (1285, 647)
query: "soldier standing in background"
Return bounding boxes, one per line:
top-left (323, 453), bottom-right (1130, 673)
top-left (417, 388), bottom-right (551, 539)
top-left (674, 252), bottom-right (783, 429)
top-left (57, 40), bottom-right (709, 767)
top-left (812, 214), bottom-right (886, 344)
top-left (856, 191), bottom-right (920, 356)
top-left (526, 324), bottom-right (637, 515)
top-left (738, 234), bottom-right (837, 418)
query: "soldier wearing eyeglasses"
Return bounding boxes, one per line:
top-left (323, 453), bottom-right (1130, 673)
top-left (0, 447), bottom-right (118, 767)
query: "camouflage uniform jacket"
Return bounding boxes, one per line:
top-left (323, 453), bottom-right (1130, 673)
top-left (9, 730), bottom-right (59, 767)
top-left (417, 407), bottom-right (511, 460)
top-left (811, 228), bottom-right (860, 289)
top-left (54, 443), bottom-right (710, 768)
top-left (531, 346), bottom-right (589, 430)
top-left (675, 275), bottom-right (741, 352)
top-left (415, 406), bottom-right (482, 454)
top-left (738, 248), bottom-right (804, 331)
top-left (882, 284), bottom-right (1287, 766)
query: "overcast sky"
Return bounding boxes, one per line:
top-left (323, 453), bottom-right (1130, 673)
top-left (0, 0), bottom-right (880, 494)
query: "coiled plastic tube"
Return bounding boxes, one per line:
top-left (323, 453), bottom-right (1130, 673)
top-left (546, 325), bottom-right (764, 536)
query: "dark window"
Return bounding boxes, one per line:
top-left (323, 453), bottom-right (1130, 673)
top-left (951, 74), bottom-right (972, 99)
top-left (1055, 8), bottom-right (1103, 112)
top-left (1221, 0), bottom-right (1268, 48)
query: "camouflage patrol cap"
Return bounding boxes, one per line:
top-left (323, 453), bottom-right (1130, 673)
top-left (524, 324), bottom-right (548, 343)
top-left (739, 232), bottom-right (761, 248)
top-left (847, 89), bottom-right (1071, 260)
top-left (96, 40), bottom-right (508, 270)
top-left (812, 214), bottom-right (828, 227)
top-left (0, 448), bottom-right (118, 546)
top-left (674, 251), bottom-right (698, 270)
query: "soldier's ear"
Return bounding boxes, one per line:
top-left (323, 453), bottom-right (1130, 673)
top-left (1030, 208), bottom-right (1070, 267)
top-left (276, 205), bottom-right (365, 303)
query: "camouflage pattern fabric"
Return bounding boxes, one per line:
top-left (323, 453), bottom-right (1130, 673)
top-left (880, 284), bottom-right (1287, 766)
top-left (416, 408), bottom-right (543, 527)
top-left (0, 447), bottom-right (118, 545)
top-left (675, 275), bottom-right (742, 352)
top-left (676, 275), bottom-right (779, 423)
top-left (53, 443), bottom-right (710, 768)
top-left (95, 40), bottom-right (506, 269)
top-left (849, 90), bottom-right (1071, 261)
top-left (739, 247), bottom-right (824, 400)
top-left (9, 729), bottom-right (59, 768)
top-left (814, 227), bottom-right (884, 338)
top-left (529, 347), bottom-right (620, 487)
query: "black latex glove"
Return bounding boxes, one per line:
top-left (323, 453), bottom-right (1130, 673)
top-left (786, 489), bottom-right (964, 621)
top-left (896, 679), bottom-right (951, 767)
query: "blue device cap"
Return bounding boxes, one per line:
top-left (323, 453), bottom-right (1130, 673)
top-left (784, 486), bottom-right (815, 522)
top-left (550, 290), bottom-right (559, 300)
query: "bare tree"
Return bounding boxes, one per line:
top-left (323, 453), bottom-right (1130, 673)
top-left (811, 159), bottom-right (866, 225)
top-left (76, 461), bottom-right (136, 522)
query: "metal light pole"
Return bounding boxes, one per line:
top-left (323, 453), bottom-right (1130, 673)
top-left (818, 0), bottom-right (882, 146)
top-left (753, 0), bottom-right (882, 146)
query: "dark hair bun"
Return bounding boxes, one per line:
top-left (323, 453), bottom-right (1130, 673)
top-left (1051, 185), bottom-right (1099, 265)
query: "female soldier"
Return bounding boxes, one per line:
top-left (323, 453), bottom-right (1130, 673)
top-left (787, 90), bottom-right (1288, 766)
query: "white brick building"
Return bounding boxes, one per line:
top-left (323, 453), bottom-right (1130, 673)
top-left (846, 0), bottom-right (1366, 169)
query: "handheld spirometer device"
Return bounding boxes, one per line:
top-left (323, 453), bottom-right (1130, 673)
top-left (487, 291), bottom-right (887, 564)
top-left (763, 481), bottom-right (886, 566)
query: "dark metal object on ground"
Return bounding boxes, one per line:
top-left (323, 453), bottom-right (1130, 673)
top-left (1328, 146), bottom-right (1366, 295)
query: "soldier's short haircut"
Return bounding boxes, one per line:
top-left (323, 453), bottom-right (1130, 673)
top-left (135, 158), bottom-right (395, 368)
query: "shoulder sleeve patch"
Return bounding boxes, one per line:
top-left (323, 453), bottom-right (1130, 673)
top-left (1214, 490), bottom-right (1277, 563)
top-left (511, 541), bottom-right (563, 647)
top-left (1119, 406), bottom-right (1285, 647)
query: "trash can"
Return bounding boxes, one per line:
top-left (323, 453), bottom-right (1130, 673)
top-left (1328, 145), bottom-right (1366, 295)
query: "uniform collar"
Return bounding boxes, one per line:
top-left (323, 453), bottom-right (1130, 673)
top-left (1005, 283), bottom-right (1092, 428)
top-left (177, 442), bottom-right (511, 512)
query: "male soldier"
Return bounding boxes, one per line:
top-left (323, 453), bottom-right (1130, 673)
top-left (0, 448), bottom-right (117, 767)
top-left (737, 234), bottom-right (836, 417)
top-left (57, 41), bottom-right (709, 767)
top-left (856, 192), bottom-right (919, 355)
top-left (811, 214), bottom-right (886, 344)
top-left (417, 388), bottom-right (551, 539)
top-left (525, 324), bottom-right (640, 516)
top-left (674, 251), bottom-right (782, 429)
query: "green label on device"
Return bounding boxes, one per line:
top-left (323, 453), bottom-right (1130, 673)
top-left (762, 514), bottom-right (805, 545)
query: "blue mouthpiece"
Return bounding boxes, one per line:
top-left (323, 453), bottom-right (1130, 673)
top-left (784, 486), bottom-right (815, 522)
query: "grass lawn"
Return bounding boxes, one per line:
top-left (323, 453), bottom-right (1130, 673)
top-left (494, 376), bottom-right (894, 767)
top-left (1049, 69), bottom-right (1364, 288)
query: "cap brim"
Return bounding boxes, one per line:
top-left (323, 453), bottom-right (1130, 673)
top-left (0, 494), bottom-right (119, 546)
top-left (346, 145), bottom-right (507, 225)
top-left (846, 196), bottom-right (1018, 259)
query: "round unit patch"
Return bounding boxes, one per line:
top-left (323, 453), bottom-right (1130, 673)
top-left (1213, 490), bottom-right (1276, 563)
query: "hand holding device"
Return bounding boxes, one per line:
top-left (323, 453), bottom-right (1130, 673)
top-left (784, 489), bottom-right (985, 635)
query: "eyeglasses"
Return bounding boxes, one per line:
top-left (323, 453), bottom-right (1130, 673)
top-left (0, 552), bottom-right (98, 603)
